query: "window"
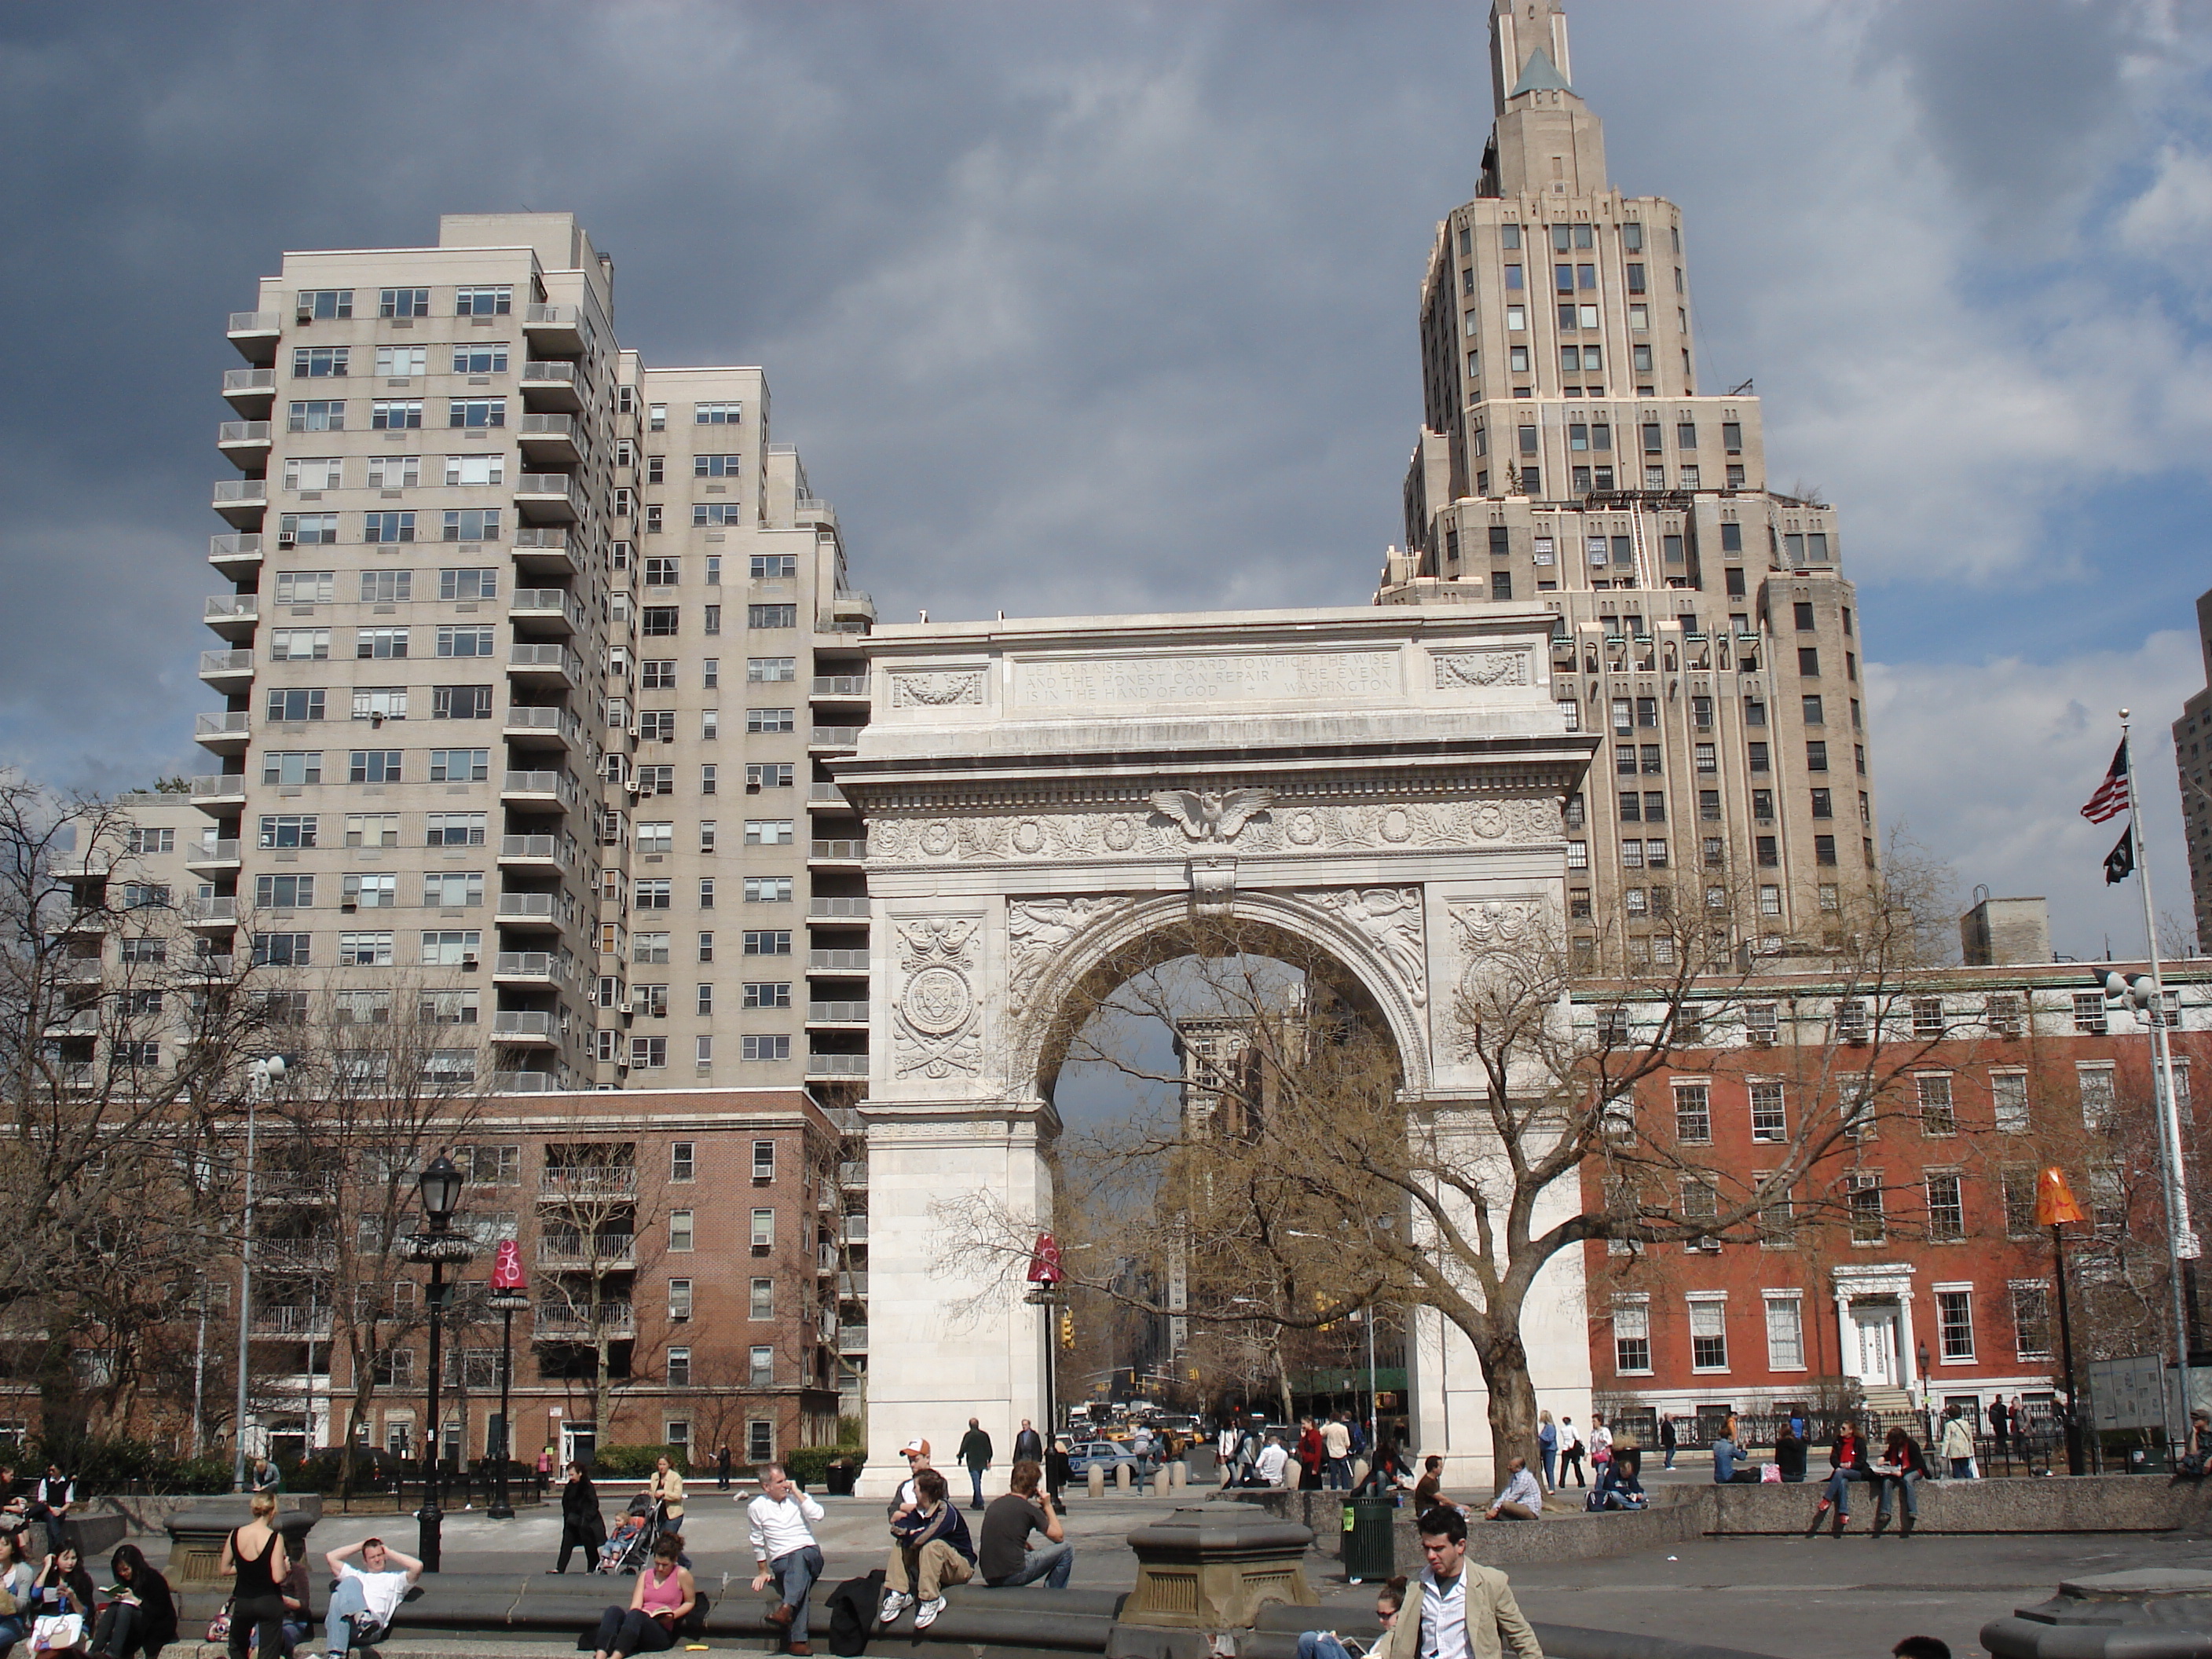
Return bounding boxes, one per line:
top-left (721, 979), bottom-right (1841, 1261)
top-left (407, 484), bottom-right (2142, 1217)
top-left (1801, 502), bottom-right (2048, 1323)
top-left (421, 871), bottom-right (484, 909)
top-left (1992, 1070), bottom-right (2030, 1133)
top-left (1927, 1171), bottom-right (1965, 1240)
top-left (287, 398), bottom-right (346, 434)
top-left (291, 346), bottom-right (349, 379)
top-left (2003, 1166), bottom-right (2039, 1237)
top-left (445, 453), bottom-right (504, 487)
top-left (635, 822), bottom-right (674, 855)
top-left (637, 764), bottom-right (673, 796)
top-left (742, 983), bottom-right (793, 1013)
top-left (419, 988), bottom-right (478, 1026)
top-left (1807, 740), bottom-right (1829, 773)
top-left (669, 1277), bottom-right (694, 1321)
top-left (1613, 1301), bottom-right (1651, 1374)
top-left (750, 1138), bottom-right (777, 1181)
top-left (1687, 1298), bottom-right (1727, 1371)
top-left (2078, 1064), bottom-right (2116, 1129)
top-left (251, 931), bottom-right (311, 968)
top-left (447, 397), bottom-right (506, 429)
top-left (749, 1208), bottom-right (775, 1250)
top-left (1673, 1082), bottom-right (1712, 1144)
top-left (1917, 1074), bottom-right (1955, 1135)
top-left (644, 557), bottom-right (681, 587)
top-left (456, 285), bottom-right (512, 316)
top-left (435, 624), bottom-right (495, 659)
top-left (1764, 1295), bottom-right (1804, 1370)
top-left (744, 877), bottom-right (793, 903)
top-left (451, 339), bottom-right (508, 374)
top-left (268, 628), bottom-right (332, 665)
top-left (2011, 1283), bottom-right (2052, 1360)
top-left (419, 929), bottom-right (479, 965)
top-left (748, 1346), bottom-right (775, 1387)
top-left (375, 340), bottom-right (430, 375)
top-left (252, 873), bottom-right (314, 910)
top-left (1797, 647), bottom-right (1820, 676)
top-left (1747, 1081), bottom-right (1786, 1142)
top-left (258, 750), bottom-right (323, 786)
top-left (1848, 1174), bottom-right (1884, 1243)
top-left (277, 513), bottom-right (339, 549)
top-left (663, 1346), bottom-right (691, 1390)
top-left (695, 401), bottom-right (742, 424)
top-left (635, 878), bottom-right (672, 910)
top-left (427, 749), bottom-right (488, 782)
top-left (1936, 1289), bottom-right (1975, 1361)
top-left (342, 813), bottom-right (397, 848)
top-left (694, 504), bottom-right (744, 527)
top-left (2072, 992), bottom-right (2108, 1035)
top-left (442, 508), bottom-right (500, 542)
top-left (748, 604), bottom-right (797, 630)
top-left (630, 1035), bottom-right (668, 1069)
top-left (743, 1035), bottom-right (791, 1061)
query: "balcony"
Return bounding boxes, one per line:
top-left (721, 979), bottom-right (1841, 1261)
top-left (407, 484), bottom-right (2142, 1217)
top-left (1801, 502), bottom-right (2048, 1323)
top-left (806, 1053), bottom-right (870, 1079)
top-left (209, 532), bottom-right (265, 579)
top-left (211, 478), bottom-right (268, 528)
top-left (186, 839), bottom-right (242, 873)
top-left (793, 499), bottom-right (837, 532)
top-left (492, 1010), bottom-right (558, 1046)
top-left (811, 675), bottom-right (870, 702)
top-left (227, 311), bottom-right (282, 363)
top-left (493, 1070), bottom-right (555, 1094)
top-left (250, 1306), bottom-right (334, 1339)
top-left (199, 650), bottom-right (255, 691)
top-left (189, 774), bottom-right (247, 808)
top-left (255, 1239), bottom-right (337, 1273)
top-left (533, 1304), bottom-right (637, 1341)
top-left (194, 711), bottom-right (252, 755)
top-left (821, 589), bottom-right (874, 629)
top-left (222, 367), bottom-right (278, 413)
top-left (185, 897), bottom-right (238, 930)
top-left (808, 1001), bottom-right (869, 1027)
top-left (522, 303), bottom-right (586, 356)
top-left (514, 474), bottom-right (582, 524)
top-left (511, 527), bottom-right (579, 580)
top-left (838, 1272), bottom-right (870, 1298)
top-left (494, 950), bottom-right (565, 986)
top-left (837, 1324), bottom-right (870, 1353)
top-left (185, 953), bottom-right (237, 980)
top-left (507, 643), bottom-right (580, 690)
top-left (837, 1160), bottom-right (868, 1189)
top-left (501, 770), bottom-right (577, 808)
top-left (509, 588), bottom-right (581, 635)
top-left (518, 361), bottom-right (582, 411)
top-left (517, 412), bottom-right (580, 465)
top-left (203, 595), bottom-right (259, 642)
top-left (502, 705), bottom-right (580, 751)
top-left (540, 1165), bottom-right (639, 1199)
top-left (808, 898), bottom-right (869, 920)
top-left (809, 726), bottom-right (865, 753)
top-left (808, 783), bottom-right (850, 807)
top-left (495, 892), bottom-right (567, 932)
top-left (810, 839), bottom-right (867, 864)
top-left (809, 949), bottom-right (869, 972)
top-left (218, 420), bottom-right (273, 467)
top-left (537, 1234), bottom-right (635, 1269)
top-left (499, 834), bottom-right (570, 874)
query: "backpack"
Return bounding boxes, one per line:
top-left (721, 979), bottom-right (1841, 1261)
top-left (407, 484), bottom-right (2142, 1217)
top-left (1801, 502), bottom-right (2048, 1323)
top-left (826, 1569), bottom-right (884, 1658)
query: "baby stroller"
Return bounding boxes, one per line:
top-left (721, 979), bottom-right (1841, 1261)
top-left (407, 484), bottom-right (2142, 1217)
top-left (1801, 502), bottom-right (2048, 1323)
top-left (595, 1495), bottom-right (662, 1575)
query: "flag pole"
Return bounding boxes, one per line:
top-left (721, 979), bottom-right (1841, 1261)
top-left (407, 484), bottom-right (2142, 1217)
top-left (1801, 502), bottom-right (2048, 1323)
top-left (2119, 709), bottom-right (2199, 1450)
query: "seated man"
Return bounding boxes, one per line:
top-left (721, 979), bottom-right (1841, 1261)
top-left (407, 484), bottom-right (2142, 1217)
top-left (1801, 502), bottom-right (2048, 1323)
top-left (320, 1536), bottom-right (423, 1658)
top-left (1482, 1457), bottom-right (1542, 1522)
top-left (877, 1470), bottom-right (975, 1632)
top-left (1252, 1436), bottom-right (1290, 1488)
top-left (977, 1459), bottom-right (1072, 1589)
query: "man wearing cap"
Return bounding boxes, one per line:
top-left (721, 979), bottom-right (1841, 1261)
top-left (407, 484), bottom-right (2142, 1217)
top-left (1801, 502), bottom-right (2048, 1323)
top-left (890, 1439), bottom-right (932, 1522)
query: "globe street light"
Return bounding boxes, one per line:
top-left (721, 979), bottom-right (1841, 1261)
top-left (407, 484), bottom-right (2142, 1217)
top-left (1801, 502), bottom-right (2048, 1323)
top-left (232, 1054), bottom-right (284, 1492)
top-left (407, 1153), bottom-right (474, 1570)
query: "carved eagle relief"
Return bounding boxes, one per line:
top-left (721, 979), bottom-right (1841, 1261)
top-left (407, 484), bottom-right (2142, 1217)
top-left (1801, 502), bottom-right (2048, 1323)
top-left (1148, 787), bottom-right (1276, 843)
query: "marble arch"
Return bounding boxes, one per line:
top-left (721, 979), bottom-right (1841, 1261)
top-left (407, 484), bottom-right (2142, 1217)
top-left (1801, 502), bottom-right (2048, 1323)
top-left (831, 605), bottom-right (1601, 1492)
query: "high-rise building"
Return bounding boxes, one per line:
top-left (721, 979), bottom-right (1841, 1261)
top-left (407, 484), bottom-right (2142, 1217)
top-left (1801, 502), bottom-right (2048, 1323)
top-left (1375, 0), bottom-right (1877, 973)
top-left (2172, 586), bottom-right (2212, 952)
top-left (204, 213), bottom-right (874, 1095)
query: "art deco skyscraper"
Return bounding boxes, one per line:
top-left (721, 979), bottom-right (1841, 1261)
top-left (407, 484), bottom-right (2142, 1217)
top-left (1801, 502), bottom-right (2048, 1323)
top-left (1377, 0), bottom-right (1877, 973)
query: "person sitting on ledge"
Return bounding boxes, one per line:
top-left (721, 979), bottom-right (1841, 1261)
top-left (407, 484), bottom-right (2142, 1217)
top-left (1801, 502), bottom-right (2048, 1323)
top-left (978, 1459), bottom-right (1072, 1589)
top-left (1481, 1456), bottom-right (1542, 1522)
top-left (1371, 1507), bottom-right (1542, 1659)
top-left (1295, 1577), bottom-right (1404, 1659)
top-left (877, 1469), bottom-right (975, 1632)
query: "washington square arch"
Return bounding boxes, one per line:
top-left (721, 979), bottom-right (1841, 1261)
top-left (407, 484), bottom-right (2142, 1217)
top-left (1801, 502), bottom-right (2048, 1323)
top-left (830, 602), bottom-right (1602, 1493)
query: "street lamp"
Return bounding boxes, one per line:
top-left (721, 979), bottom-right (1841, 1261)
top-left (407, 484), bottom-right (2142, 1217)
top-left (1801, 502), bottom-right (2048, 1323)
top-left (406, 1153), bottom-right (475, 1570)
top-left (485, 1240), bottom-right (530, 1521)
top-left (2038, 1166), bottom-right (2089, 1476)
top-left (232, 1054), bottom-right (284, 1491)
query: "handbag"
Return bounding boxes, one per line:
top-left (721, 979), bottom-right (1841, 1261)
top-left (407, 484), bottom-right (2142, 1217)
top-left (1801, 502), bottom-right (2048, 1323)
top-left (207, 1600), bottom-right (233, 1643)
top-left (1760, 1463), bottom-right (1782, 1483)
top-left (32, 1612), bottom-right (83, 1654)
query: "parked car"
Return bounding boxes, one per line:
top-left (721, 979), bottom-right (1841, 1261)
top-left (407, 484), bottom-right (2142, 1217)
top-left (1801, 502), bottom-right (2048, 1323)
top-left (1065, 1440), bottom-right (1143, 1481)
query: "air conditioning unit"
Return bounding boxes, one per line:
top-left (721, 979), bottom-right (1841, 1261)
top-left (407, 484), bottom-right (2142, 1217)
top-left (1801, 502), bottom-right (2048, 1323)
top-left (1749, 1031), bottom-right (1775, 1047)
top-left (1694, 1237), bottom-right (1723, 1254)
top-left (617, 1001), bottom-right (635, 1016)
top-left (295, 305), bottom-right (315, 324)
top-left (276, 533), bottom-right (296, 549)
top-left (340, 902), bottom-right (357, 913)
top-left (461, 954), bottom-right (479, 971)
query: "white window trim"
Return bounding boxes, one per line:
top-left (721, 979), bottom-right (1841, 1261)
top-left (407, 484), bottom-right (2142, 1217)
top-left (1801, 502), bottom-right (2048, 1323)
top-left (1760, 1289), bottom-right (1809, 1373)
top-left (1932, 1280), bottom-right (1977, 1364)
top-left (1686, 1290), bottom-right (1730, 1374)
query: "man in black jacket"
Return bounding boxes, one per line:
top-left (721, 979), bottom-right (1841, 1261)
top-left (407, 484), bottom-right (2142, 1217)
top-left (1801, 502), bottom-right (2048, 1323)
top-left (955, 1419), bottom-right (994, 1511)
top-left (1013, 1419), bottom-right (1044, 1463)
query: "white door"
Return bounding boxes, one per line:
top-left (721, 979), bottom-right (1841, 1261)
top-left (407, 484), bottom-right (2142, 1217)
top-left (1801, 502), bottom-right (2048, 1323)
top-left (1853, 1307), bottom-right (1899, 1386)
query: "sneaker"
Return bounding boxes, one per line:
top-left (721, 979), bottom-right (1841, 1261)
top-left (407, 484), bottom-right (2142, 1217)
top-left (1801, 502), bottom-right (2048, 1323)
top-left (878, 1591), bottom-right (911, 1624)
top-left (914, 1598), bottom-right (947, 1631)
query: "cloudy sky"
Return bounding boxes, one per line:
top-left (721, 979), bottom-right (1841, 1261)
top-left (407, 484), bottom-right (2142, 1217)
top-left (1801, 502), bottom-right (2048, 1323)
top-left (2, 0), bottom-right (2209, 958)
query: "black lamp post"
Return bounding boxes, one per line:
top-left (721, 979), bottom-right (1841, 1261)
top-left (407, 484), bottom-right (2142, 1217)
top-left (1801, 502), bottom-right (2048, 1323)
top-left (485, 1240), bottom-right (529, 1521)
top-left (406, 1154), bottom-right (474, 1572)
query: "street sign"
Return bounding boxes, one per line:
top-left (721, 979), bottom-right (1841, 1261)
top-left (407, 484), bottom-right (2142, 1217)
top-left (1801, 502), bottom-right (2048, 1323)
top-left (492, 1239), bottom-right (526, 1291)
top-left (2088, 1353), bottom-right (2166, 1432)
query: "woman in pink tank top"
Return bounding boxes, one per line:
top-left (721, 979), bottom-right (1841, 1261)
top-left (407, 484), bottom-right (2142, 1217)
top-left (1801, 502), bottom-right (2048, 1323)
top-left (589, 1536), bottom-right (695, 1659)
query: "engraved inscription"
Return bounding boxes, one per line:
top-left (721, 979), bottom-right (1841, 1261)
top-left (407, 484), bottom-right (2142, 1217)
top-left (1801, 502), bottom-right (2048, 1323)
top-left (1015, 650), bottom-right (1399, 709)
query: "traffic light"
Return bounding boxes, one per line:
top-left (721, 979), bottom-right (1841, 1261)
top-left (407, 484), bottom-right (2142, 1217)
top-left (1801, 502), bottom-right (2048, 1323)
top-left (1059, 1310), bottom-right (1075, 1350)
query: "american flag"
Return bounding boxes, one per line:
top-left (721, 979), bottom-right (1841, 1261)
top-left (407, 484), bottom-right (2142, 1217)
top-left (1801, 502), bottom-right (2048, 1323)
top-left (2081, 740), bottom-right (2131, 823)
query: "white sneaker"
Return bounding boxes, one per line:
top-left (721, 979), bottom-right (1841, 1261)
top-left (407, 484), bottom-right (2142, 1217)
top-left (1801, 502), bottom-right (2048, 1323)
top-left (877, 1591), bottom-right (910, 1624)
top-left (914, 1598), bottom-right (947, 1631)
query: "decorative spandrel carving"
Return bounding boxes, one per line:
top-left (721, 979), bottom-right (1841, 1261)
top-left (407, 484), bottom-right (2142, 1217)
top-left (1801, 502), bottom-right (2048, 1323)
top-left (1005, 896), bottom-right (1137, 1020)
top-left (869, 797), bottom-right (1560, 865)
top-left (892, 917), bottom-right (983, 1079)
top-left (888, 669), bottom-right (986, 709)
top-left (1431, 650), bottom-right (1531, 689)
top-left (1303, 887), bottom-right (1428, 1009)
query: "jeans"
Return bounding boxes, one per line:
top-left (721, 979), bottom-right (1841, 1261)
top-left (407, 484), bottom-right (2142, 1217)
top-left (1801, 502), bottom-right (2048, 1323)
top-left (768, 1545), bottom-right (824, 1643)
top-left (1539, 1448), bottom-right (1556, 1489)
top-left (1663, 1446), bottom-right (1676, 1469)
top-left (1298, 1635), bottom-right (1355, 1659)
top-left (324, 1577), bottom-right (388, 1657)
top-left (1821, 1467), bottom-right (1874, 1512)
top-left (1949, 1457), bottom-right (1972, 1480)
top-left (0, 1613), bottom-right (24, 1657)
top-left (986, 1540), bottom-right (1073, 1590)
top-left (1324, 1458), bottom-right (1351, 1492)
top-left (1876, 1470), bottom-right (1920, 1520)
top-left (968, 1467), bottom-right (987, 1507)
top-left (591, 1607), bottom-right (676, 1659)
top-left (89, 1600), bottom-right (161, 1659)
top-left (1559, 1450), bottom-right (1584, 1487)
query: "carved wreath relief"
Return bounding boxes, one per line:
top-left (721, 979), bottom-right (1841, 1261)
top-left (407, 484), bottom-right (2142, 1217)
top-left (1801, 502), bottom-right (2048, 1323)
top-left (888, 669), bottom-right (986, 709)
top-left (1430, 650), bottom-right (1531, 689)
top-left (892, 917), bottom-right (983, 1079)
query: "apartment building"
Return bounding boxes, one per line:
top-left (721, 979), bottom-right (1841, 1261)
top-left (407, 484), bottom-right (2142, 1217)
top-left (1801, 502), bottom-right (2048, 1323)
top-left (1375, 0), bottom-right (1875, 973)
top-left (2173, 586), bottom-right (2212, 953)
top-left (1574, 901), bottom-right (2210, 1435)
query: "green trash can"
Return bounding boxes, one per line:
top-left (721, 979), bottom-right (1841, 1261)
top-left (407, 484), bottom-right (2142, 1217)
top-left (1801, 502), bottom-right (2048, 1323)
top-left (1342, 1498), bottom-right (1395, 1583)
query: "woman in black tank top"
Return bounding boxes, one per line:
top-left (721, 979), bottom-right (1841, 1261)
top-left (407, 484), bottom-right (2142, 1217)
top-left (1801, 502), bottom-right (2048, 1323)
top-left (217, 1494), bottom-right (290, 1659)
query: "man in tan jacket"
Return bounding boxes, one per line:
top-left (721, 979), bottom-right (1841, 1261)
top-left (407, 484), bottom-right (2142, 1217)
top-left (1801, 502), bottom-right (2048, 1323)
top-left (1371, 1506), bottom-right (1542, 1659)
